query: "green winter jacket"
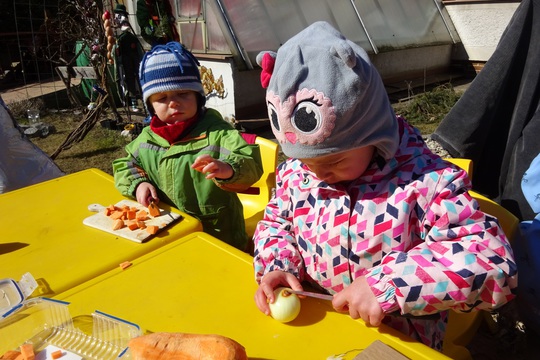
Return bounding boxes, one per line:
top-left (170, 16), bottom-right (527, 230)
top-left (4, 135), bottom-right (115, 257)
top-left (113, 109), bottom-right (263, 250)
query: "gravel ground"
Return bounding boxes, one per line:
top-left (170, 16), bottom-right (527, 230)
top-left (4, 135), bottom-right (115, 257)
top-left (423, 135), bottom-right (451, 158)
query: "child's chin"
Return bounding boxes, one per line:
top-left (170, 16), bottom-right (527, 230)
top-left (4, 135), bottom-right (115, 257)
top-left (166, 119), bottom-right (185, 125)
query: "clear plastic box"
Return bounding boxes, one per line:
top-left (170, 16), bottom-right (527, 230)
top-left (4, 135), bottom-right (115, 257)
top-left (0, 297), bottom-right (141, 359)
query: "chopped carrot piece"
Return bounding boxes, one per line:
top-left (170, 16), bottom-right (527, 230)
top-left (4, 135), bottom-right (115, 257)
top-left (51, 350), bottom-right (63, 359)
top-left (137, 221), bottom-right (146, 229)
top-left (112, 219), bottom-right (125, 230)
top-left (19, 344), bottom-right (34, 360)
top-left (146, 225), bottom-right (159, 235)
top-left (148, 202), bottom-right (161, 217)
top-left (119, 261), bottom-right (132, 270)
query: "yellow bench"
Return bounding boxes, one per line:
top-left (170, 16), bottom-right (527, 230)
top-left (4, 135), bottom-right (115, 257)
top-left (238, 136), bottom-right (278, 239)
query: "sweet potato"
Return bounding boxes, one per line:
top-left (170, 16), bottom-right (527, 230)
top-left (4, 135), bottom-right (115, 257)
top-left (110, 210), bottom-right (125, 220)
top-left (112, 219), bottom-right (125, 230)
top-left (146, 225), bottom-right (159, 235)
top-left (127, 221), bottom-right (139, 231)
top-left (51, 350), bottom-right (63, 359)
top-left (136, 210), bottom-right (148, 221)
top-left (148, 202), bottom-right (161, 217)
top-left (119, 261), bottom-right (132, 270)
top-left (19, 344), bottom-right (34, 360)
top-left (0, 350), bottom-right (20, 360)
top-left (127, 210), bottom-right (137, 220)
top-left (128, 332), bottom-right (248, 360)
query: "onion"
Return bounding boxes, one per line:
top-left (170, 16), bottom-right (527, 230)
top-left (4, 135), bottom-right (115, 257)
top-left (269, 287), bottom-right (301, 323)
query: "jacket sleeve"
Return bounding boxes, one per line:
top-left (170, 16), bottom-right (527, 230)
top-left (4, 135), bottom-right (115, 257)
top-left (113, 138), bottom-right (152, 198)
top-left (366, 168), bottom-right (518, 316)
top-left (211, 126), bottom-right (263, 193)
top-left (253, 160), bottom-right (305, 283)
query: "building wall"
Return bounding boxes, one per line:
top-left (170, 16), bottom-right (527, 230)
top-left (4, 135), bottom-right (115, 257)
top-left (444, 1), bottom-right (520, 62)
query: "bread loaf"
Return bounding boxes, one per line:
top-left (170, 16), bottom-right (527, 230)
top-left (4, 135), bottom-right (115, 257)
top-left (128, 332), bottom-right (248, 360)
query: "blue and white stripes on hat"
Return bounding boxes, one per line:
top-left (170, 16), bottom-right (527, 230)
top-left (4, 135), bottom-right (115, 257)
top-left (139, 42), bottom-right (206, 113)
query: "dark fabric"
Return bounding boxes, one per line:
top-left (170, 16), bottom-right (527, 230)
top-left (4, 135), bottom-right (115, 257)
top-left (116, 31), bottom-right (144, 97)
top-left (432, 0), bottom-right (540, 221)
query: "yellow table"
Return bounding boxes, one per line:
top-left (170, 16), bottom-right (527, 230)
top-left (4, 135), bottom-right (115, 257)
top-left (0, 168), bottom-right (202, 297)
top-left (55, 231), bottom-right (449, 359)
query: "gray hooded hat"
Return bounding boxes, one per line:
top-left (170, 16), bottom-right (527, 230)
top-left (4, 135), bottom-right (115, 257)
top-left (256, 21), bottom-right (399, 160)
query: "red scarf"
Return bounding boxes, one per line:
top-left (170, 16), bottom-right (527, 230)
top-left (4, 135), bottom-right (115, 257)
top-left (150, 114), bottom-right (198, 144)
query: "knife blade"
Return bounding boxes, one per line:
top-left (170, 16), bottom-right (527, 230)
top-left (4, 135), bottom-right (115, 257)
top-left (285, 289), bottom-right (334, 301)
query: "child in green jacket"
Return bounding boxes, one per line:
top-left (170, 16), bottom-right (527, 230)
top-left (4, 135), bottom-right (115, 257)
top-left (113, 42), bottom-right (263, 251)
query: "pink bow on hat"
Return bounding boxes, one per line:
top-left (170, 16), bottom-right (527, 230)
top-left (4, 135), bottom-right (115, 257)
top-left (260, 52), bottom-right (276, 89)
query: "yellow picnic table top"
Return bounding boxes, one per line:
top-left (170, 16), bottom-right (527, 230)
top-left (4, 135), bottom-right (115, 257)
top-left (54, 231), bottom-right (450, 360)
top-left (0, 168), bottom-right (202, 297)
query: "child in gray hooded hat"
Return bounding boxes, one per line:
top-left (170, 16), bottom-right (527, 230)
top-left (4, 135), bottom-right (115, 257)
top-left (252, 22), bottom-right (517, 351)
top-left (113, 42), bottom-right (262, 251)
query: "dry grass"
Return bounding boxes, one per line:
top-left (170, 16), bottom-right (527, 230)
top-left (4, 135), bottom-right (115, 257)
top-left (16, 110), bottom-right (131, 176)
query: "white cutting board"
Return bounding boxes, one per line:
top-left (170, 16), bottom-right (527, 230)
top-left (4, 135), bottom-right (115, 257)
top-left (83, 199), bottom-right (182, 243)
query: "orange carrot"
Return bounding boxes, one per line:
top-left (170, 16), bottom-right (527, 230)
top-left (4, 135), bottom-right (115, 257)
top-left (137, 221), bottom-right (146, 229)
top-left (146, 225), bottom-right (159, 235)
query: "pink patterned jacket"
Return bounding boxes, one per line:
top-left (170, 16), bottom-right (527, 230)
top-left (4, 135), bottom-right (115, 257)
top-left (253, 117), bottom-right (517, 349)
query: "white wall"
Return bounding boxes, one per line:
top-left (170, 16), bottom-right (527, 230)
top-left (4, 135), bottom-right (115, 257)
top-left (199, 59), bottom-right (236, 123)
top-left (445, 2), bottom-right (519, 62)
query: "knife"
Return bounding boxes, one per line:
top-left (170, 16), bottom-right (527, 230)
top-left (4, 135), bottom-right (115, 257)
top-left (285, 289), bottom-right (334, 301)
top-left (285, 289), bottom-right (440, 320)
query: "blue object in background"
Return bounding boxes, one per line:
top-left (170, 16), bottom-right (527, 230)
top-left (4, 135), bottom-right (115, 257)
top-left (515, 153), bottom-right (540, 335)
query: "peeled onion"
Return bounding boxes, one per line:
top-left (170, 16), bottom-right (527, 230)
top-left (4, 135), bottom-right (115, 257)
top-left (269, 287), bottom-right (301, 323)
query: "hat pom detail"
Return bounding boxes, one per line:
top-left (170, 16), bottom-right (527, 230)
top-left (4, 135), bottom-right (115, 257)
top-left (257, 51), bottom-right (276, 89)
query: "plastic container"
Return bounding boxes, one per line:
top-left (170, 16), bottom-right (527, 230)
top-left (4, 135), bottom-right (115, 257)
top-left (0, 273), bottom-right (38, 315)
top-left (0, 297), bottom-right (141, 359)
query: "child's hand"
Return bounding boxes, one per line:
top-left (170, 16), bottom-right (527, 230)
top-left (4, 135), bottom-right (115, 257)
top-left (254, 270), bottom-right (303, 316)
top-left (192, 154), bottom-right (234, 180)
top-left (135, 182), bottom-right (160, 207)
top-left (332, 276), bottom-right (385, 326)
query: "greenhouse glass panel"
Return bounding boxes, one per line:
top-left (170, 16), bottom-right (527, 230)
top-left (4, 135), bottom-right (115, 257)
top-left (220, 0), bottom-right (372, 65)
top-left (353, 0), bottom-right (453, 50)
top-left (206, 4), bottom-right (230, 53)
top-left (179, 22), bottom-right (204, 51)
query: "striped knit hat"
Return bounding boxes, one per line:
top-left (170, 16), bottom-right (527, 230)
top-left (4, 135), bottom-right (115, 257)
top-left (139, 42), bottom-right (206, 114)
